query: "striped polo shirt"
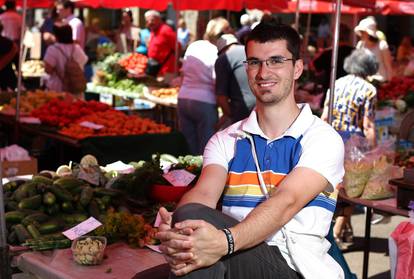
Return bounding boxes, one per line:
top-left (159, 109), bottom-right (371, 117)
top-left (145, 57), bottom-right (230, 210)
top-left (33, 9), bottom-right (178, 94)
top-left (203, 104), bottom-right (344, 242)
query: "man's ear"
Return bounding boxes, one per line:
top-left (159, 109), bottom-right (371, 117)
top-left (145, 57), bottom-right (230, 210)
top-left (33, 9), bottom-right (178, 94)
top-left (293, 59), bottom-right (304, 80)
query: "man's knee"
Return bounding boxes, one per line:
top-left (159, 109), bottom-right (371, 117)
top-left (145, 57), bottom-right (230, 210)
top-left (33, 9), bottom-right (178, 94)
top-left (172, 203), bottom-right (210, 224)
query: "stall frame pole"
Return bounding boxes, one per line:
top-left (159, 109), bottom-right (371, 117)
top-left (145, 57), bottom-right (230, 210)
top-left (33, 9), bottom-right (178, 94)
top-left (0, 160), bottom-right (11, 279)
top-left (327, 0), bottom-right (342, 124)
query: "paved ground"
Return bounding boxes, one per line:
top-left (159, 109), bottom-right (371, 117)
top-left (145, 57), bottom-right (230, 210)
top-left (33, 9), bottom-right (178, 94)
top-left (342, 209), bottom-right (409, 279)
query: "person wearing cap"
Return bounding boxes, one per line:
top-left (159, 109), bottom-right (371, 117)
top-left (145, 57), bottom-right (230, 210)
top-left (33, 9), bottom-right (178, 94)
top-left (215, 34), bottom-right (255, 130)
top-left (177, 17), bottom-right (232, 155)
top-left (354, 16), bottom-right (393, 82)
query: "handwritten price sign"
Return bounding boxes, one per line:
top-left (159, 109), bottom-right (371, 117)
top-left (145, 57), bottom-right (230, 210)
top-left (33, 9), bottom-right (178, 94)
top-left (63, 217), bottom-right (102, 240)
top-left (163, 169), bottom-right (196, 187)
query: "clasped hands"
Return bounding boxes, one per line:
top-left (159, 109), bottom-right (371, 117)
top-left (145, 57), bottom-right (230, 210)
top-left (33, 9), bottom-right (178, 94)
top-left (155, 207), bottom-right (228, 276)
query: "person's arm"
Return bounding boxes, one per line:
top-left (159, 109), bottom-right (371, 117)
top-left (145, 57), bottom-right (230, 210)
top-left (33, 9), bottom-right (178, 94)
top-left (363, 116), bottom-right (376, 147)
top-left (214, 55), bottom-right (232, 128)
top-left (363, 88), bottom-right (377, 147)
top-left (381, 43), bottom-right (394, 81)
top-left (0, 41), bottom-right (17, 71)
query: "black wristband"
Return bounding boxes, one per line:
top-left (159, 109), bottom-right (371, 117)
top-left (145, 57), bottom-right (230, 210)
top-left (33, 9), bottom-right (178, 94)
top-left (222, 228), bottom-right (235, 255)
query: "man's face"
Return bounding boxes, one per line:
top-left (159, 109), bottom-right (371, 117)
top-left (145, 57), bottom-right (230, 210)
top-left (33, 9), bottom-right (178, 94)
top-left (56, 4), bottom-right (70, 19)
top-left (145, 15), bottom-right (161, 31)
top-left (245, 40), bottom-right (303, 106)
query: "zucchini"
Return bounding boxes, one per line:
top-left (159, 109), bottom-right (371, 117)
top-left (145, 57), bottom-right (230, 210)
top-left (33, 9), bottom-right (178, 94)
top-left (5, 200), bottom-right (18, 211)
top-left (80, 186), bottom-right (94, 206)
top-left (93, 188), bottom-right (120, 197)
top-left (18, 195), bottom-right (42, 210)
top-left (15, 224), bottom-right (32, 243)
top-left (14, 181), bottom-right (37, 201)
top-left (43, 192), bottom-right (56, 205)
top-left (27, 224), bottom-right (41, 239)
top-left (5, 211), bottom-right (26, 224)
top-left (21, 213), bottom-right (49, 226)
top-left (38, 221), bottom-right (61, 234)
top-left (47, 185), bottom-right (73, 202)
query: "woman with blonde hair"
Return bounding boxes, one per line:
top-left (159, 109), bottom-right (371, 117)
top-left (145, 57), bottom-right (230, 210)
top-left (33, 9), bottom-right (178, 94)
top-left (177, 17), bottom-right (232, 154)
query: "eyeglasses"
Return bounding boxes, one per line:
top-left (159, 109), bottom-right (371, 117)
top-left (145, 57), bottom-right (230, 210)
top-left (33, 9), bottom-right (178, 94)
top-left (243, 56), bottom-right (294, 70)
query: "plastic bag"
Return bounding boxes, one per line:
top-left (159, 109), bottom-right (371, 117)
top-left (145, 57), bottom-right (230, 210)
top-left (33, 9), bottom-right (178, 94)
top-left (360, 156), bottom-right (394, 199)
top-left (343, 135), bottom-right (374, 198)
top-left (390, 202), bottom-right (414, 279)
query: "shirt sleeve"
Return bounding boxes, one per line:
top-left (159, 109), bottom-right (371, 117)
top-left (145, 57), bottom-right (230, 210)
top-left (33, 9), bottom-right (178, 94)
top-left (203, 132), bottom-right (229, 170)
top-left (214, 54), bottom-right (231, 97)
top-left (295, 123), bottom-right (345, 190)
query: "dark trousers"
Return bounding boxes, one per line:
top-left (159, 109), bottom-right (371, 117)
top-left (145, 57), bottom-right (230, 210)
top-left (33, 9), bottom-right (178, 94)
top-left (169, 203), bottom-right (303, 279)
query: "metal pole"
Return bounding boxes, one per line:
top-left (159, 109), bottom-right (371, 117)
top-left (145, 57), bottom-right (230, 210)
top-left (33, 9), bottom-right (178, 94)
top-left (15, 0), bottom-right (28, 125)
top-left (174, 9), bottom-right (180, 76)
top-left (294, 0), bottom-right (301, 31)
top-left (0, 160), bottom-right (11, 279)
top-left (327, 0), bottom-right (342, 124)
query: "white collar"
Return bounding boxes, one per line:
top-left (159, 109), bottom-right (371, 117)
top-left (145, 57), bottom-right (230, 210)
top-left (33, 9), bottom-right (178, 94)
top-left (241, 103), bottom-right (314, 141)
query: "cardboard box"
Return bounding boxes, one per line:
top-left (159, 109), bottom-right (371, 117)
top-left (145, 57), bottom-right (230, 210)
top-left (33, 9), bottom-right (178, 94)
top-left (1, 158), bottom-right (38, 177)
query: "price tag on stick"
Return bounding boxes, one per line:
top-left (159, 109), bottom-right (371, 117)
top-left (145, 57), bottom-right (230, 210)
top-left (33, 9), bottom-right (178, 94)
top-left (63, 217), bottom-right (102, 240)
top-left (163, 169), bottom-right (196, 186)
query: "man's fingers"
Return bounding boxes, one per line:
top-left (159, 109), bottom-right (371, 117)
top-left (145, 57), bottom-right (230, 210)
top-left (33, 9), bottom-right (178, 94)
top-left (159, 207), bottom-right (172, 225)
top-left (174, 219), bottom-right (205, 230)
top-left (156, 230), bottom-right (190, 242)
top-left (172, 262), bottom-right (199, 276)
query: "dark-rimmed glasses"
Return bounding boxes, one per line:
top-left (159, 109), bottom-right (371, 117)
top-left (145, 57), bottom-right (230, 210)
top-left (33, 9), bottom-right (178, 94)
top-left (243, 56), bottom-right (294, 70)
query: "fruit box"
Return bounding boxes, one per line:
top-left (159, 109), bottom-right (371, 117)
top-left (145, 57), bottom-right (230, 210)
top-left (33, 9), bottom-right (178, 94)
top-left (1, 157), bottom-right (38, 177)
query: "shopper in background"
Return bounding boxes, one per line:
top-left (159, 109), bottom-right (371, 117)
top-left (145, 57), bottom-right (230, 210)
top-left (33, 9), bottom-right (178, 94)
top-left (56, 0), bottom-right (85, 49)
top-left (136, 27), bottom-right (150, 55)
top-left (177, 18), bottom-right (191, 53)
top-left (321, 48), bottom-right (379, 245)
top-left (0, 22), bottom-right (17, 91)
top-left (145, 10), bottom-right (178, 80)
top-left (43, 24), bottom-right (87, 93)
top-left (40, 7), bottom-right (59, 58)
top-left (354, 16), bottom-right (393, 82)
top-left (116, 9), bottom-right (139, 53)
top-left (397, 36), bottom-right (413, 63)
top-left (0, 0), bottom-right (22, 43)
top-left (214, 34), bottom-right (255, 130)
top-left (235, 14), bottom-right (251, 45)
top-left (177, 17), bottom-right (232, 155)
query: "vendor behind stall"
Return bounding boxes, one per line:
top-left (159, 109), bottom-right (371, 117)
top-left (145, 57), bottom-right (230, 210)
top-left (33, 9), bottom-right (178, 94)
top-left (145, 10), bottom-right (178, 81)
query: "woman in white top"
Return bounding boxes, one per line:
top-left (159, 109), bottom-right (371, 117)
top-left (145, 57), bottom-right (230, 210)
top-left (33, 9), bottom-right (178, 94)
top-left (354, 16), bottom-right (393, 82)
top-left (177, 17), bottom-right (232, 155)
top-left (43, 24), bottom-right (88, 93)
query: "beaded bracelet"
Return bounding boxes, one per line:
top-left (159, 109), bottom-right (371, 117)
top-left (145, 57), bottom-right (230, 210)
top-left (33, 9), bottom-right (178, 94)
top-left (222, 228), bottom-right (235, 255)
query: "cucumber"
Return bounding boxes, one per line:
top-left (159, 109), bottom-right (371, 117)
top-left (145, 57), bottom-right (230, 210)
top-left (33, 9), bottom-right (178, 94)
top-left (5, 211), bottom-right (26, 224)
top-left (14, 181), bottom-right (37, 202)
top-left (3, 180), bottom-right (24, 192)
top-left (93, 188), bottom-right (120, 197)
top-left (43, 192), bottom-right (56, 205)
top-left (5, 200), bottom-right (18, 211)
top-left (32, 176), bottom-right (53, 185)
top-left (21, 213), bottom-right (49, 226)
top-left (88, 199), bottom-right (100, 219)
top-left (61, 201), bottom-right (74, 213)
top-left (7, 230), bottom-right (17, 244)
top-left (15, 224), bottom-right (32, 243)
top-left (27, 224), bottom-right (41, 239)
top-left (80, 186), bottom-right (94, 206)
top-left (47, 185), bottom-right (73, 202)
top-left (18, 195), bottom-right (42, 210)
top-left (46, 204), bottom-right (60, 216)
top-left (38, 221), bottom-right (61, 234)
top-left (24, 239), bottom-right (71, 251)
top-left (53, 177), bottom-right (86, 192)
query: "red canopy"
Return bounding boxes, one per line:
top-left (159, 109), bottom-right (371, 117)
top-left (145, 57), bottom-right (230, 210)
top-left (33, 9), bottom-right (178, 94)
top-left (284, 0), bottom-right (368, 14)
top-left (375, 0), bottom-right (414, 15)
top-left (0, 0), bottom-right (53, 8)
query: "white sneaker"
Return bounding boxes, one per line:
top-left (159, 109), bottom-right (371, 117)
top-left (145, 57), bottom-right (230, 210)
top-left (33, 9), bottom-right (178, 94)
top-left (371, 214), bottom-right (391, 225)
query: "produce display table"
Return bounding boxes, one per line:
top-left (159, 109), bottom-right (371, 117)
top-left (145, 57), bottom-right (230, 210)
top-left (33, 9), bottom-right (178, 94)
top-left (16, 243), bottom-right (166, 279)
top-left (0, 113), bottom-right (189, 167)
top-left (338, 188), bottom-right (409, 279)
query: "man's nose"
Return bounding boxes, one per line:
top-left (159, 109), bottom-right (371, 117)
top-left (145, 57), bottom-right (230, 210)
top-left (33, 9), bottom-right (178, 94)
top-left (256, 60), bottom-right (272, 78)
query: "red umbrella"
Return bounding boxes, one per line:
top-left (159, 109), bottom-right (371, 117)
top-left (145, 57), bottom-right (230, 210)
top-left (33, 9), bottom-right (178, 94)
top-left (284, 0), bottom-right (368, 14)
top-left (375, 0), bottom-right (414, 15)
top-left (0, 0), bottom-right (53, 8)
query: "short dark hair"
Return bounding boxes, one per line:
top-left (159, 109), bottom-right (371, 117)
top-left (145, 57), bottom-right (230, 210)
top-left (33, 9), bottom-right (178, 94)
top-left (245, 22), bottom-right (301, 60)
top-left (58, 0), bottom-right (75, 13)
top-left (53, 24), bottom-right (73, 44)
top-left (344, 48), bottom-right (379, 78)
top-left (5, 0), bottom-right (16, 10)
top-left (122, 9), bottom-right (133, 23)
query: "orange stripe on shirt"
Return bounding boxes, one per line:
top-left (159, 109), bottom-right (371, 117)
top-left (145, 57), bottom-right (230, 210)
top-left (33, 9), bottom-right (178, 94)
top-left (227, 172), bottom-right (286, 187)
